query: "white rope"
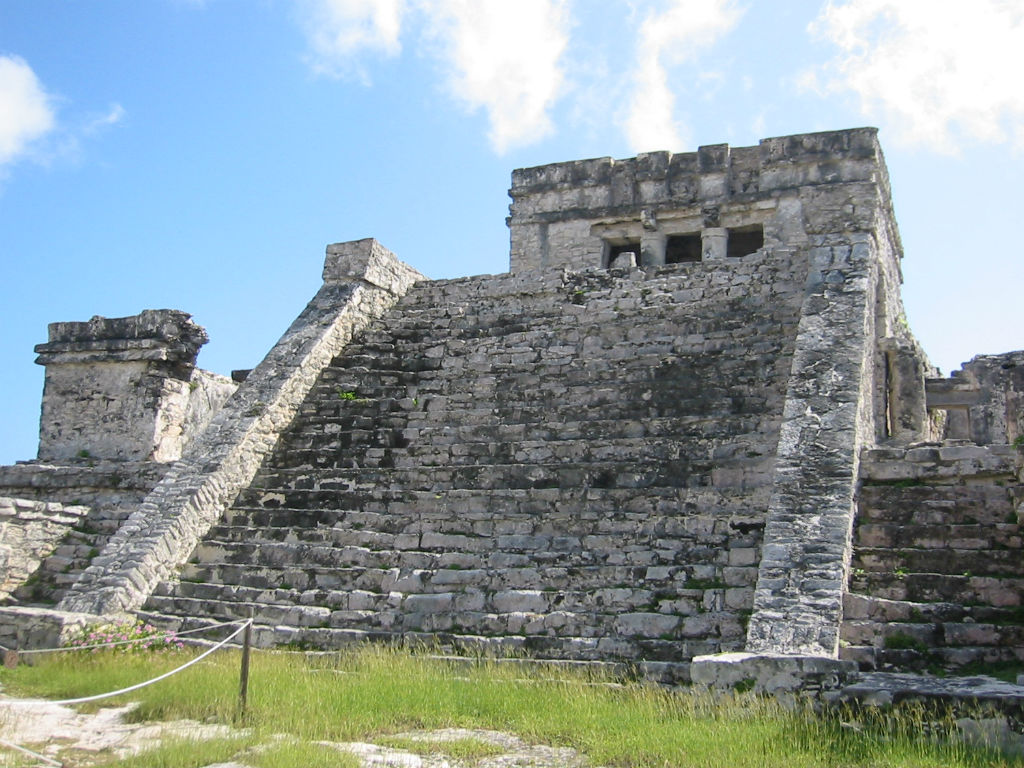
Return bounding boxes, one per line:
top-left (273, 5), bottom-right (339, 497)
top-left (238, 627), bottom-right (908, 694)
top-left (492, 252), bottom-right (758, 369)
top-left (47, 620), bottom-right (251, 706)
top-left (19, 617), bottom-right (247, 655)
top-left (0, 738), bottom-right (63, 766)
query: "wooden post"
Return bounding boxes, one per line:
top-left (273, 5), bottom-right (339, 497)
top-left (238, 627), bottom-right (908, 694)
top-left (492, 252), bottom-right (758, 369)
top-left (237, 611), bottom-right (253, 719)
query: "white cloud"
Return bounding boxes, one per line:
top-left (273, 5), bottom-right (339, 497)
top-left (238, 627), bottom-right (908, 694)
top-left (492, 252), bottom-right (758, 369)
top-left (0, 55), bottom-right (56, 169)
top-left (418, 0), bottom-right (569, 153)
top-left (296, 0), bottom-right (406, 82)
top-left (85, 103), bottom-right (126, 134)
top-left (625, 0), bottom-right (743, 152)
top-left (808, 0), bottom-right (1024, 153)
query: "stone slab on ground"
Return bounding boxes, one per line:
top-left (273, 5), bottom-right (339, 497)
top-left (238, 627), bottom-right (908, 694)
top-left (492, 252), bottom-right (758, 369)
top-left (838, 671), bottom-right (1024, 709)
top-left (838, 672), bottom-right (1024, 756)
top-left (690, 651), bottom-right (859, 696)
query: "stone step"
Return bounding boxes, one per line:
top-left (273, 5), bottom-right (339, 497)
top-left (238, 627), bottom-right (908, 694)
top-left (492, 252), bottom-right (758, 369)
top-left (854, 522), bottom-right (1022, 551)
top-left (286, 415), bottom-right (765, 446)
top-left (841, 619), bottom-right (1024, 650)
top-left (839, 644), bottom-right (1024, 673)
top-left (317, 358), bottom-right (785, 397)
top-left (843, 592), bottom-right (1024, 626)
top-left (345, 319), bottom-right (782, 354)
top-left (231, 483), bottom-right (759, 511)
top-left (186, 535), bottom-right (752, 575)
top-left (276, 437), bottom-right (773, 473)
top-left (852, 547), bottom-right (1024, 578)
top-left (245, 459), bottom-right (743, 493)
top-left (300, 372), bottom-right (779, 415)
top-left (364, 290), bottom-right (776, 333)
top-left (848, 572), bottom-right (1024, 607)
top-left (294, 403), bottom-right (770, 436)
top-left (328, 320), bottom-right (789, 361)
top-left (175, 560), bottom-right (754, 595)
top-left (856, 484), bottom-right (1021, 527)
top-left (205, 511), bottom-right (761, 554)
top-left (160, 576), bottom-right (750, 617)
top-left (141, 593), bottom-right (743, 657)
top-left (133, 608), bottom-right (706, 680)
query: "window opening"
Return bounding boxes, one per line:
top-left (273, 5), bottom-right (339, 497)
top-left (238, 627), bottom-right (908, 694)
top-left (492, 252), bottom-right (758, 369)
top-left (665, 233), bottom-right (702, 264)
top-left (607, 241), bottom-right (641, 268)
top-left (726, 225), bottom-right (764, 258)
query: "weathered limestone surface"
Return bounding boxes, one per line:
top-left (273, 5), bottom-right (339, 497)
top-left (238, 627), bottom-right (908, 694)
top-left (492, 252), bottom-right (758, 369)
top-left (58, 239), bottom-right (425, 615)
top-left (0, 605), bottom-right (95, 654)
top-left (838, 672), bottom-right (1024, 755)
top-left (744, 237), bottom-right (878, 656)
top-left (35, 310), bottom-right (236, 463)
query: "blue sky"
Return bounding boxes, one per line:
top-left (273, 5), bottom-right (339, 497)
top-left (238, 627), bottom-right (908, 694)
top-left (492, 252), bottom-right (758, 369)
top-left (1, 0), bottom-right (1022, 465)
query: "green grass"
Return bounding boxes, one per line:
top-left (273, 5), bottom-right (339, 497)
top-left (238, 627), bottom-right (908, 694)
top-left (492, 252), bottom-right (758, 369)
top-left (2, 646), bottom-right (1021, 767)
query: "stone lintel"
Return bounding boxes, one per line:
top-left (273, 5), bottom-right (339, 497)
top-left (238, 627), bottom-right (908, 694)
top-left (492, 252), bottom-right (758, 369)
top-left (690, 652), bottom-right (859, 697)
top-left (323, 238), bottom-right (427, 295)
top-left (925, 378), bottom-right (983, 408)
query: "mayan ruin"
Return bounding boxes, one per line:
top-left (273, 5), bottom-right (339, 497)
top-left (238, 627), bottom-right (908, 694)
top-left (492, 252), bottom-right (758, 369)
top-left (2, 127), bottom-right (1023, 705)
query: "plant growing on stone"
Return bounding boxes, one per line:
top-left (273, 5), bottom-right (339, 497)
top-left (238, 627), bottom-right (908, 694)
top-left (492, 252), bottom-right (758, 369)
top-left (62, 618), bottom-right (184, 653)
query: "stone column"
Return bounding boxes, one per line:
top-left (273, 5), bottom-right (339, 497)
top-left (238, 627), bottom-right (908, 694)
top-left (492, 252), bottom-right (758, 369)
top-left (881, 337), bottom-right (928, 443)
top-left (702, 228), bottom-right (728, 260)
top-left (35, 311), bottom-right (210, 462)
top-left (640, 232), bottom-right (666, 267)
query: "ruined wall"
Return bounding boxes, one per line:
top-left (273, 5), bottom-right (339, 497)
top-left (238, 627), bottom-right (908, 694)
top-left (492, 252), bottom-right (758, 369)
top-left (0, 461), bottom-right (169, 604)
top-left (35, 310), bottom-right (236, 463)
top-left (0, 497), bottom-right (89, 600)
top-left (927, 351), bottom-right (1024, 445)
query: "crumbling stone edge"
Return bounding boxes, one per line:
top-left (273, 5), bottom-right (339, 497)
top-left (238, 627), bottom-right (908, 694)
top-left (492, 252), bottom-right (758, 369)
top-left (54, 239), bottom-right (425, 617)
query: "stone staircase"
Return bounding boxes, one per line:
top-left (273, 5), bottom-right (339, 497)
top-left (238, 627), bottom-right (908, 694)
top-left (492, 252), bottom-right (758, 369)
top-left (842, 444), bottom-right (1024, 674)
top-left (140, 257), bottom-right (807, 677)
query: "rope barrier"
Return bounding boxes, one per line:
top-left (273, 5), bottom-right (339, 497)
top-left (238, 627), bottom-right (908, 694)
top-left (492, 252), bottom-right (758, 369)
top-left (17, 617), bottom-right (248, 655)
top-left (0, 738), bottom-right (63, 767)
top-left (47, 619), bottom-right (251, 706)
